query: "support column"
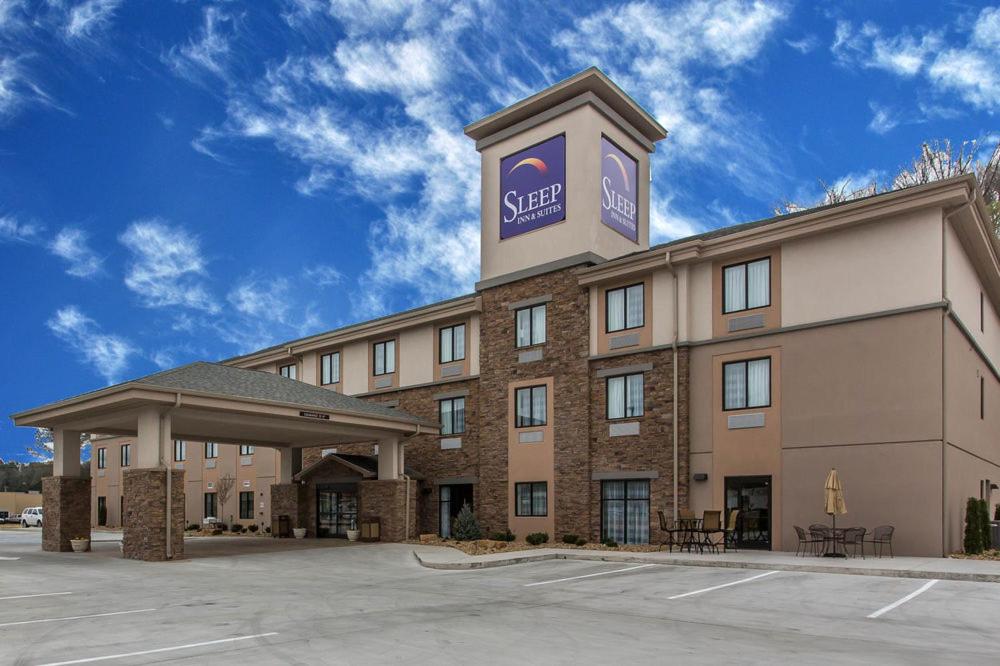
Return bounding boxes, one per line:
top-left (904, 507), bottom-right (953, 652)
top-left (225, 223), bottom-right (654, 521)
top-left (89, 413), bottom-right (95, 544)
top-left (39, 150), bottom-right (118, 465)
top-left (42, 429), bottom-right (89, 552)
top-left (277, 447), bottom-right (302, 484)
top-left (377, 436), bottom-right (400, 480)
top-left (359, 478), bottom-right (417, 542)
top-left (272, 447), bottom-right (306, 537)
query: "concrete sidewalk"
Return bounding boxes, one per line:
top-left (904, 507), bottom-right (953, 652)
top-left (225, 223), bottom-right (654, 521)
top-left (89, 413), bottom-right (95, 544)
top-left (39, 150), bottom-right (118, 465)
top-left (412, 545), bottom-right (1000, 582)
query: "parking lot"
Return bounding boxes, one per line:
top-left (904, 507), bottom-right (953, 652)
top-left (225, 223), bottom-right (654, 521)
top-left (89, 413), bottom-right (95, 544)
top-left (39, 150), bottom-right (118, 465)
top-left (1, 530), bottom-right (997, 665)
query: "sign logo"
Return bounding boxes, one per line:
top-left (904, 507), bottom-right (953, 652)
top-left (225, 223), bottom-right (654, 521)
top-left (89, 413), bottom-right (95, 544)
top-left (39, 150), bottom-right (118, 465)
top-left (500, 135), bottom-right (566, 239)
top-left (299, 411), bottom-right (330, 420)
top-left (601, 136), bottom-right (638, 242)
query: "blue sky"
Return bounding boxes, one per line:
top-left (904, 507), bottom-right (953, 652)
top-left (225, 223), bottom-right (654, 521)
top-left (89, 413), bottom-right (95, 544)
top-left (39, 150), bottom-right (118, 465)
top-left (0, 0), bottom-right (997, 461)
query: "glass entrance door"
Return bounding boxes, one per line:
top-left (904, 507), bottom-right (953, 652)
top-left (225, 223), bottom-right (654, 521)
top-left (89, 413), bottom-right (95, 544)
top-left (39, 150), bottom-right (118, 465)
top-left (439, 484), bottom-right (474, 538)
top-left (317, 485), bottom-right (358, 538)
top-left (724, 476), bottom-right (772, 550)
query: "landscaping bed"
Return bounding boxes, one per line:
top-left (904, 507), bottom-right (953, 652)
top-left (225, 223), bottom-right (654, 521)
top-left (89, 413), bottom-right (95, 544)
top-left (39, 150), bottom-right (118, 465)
top-left (412, 534), bottom-right (663, 557)
top-left (950, 549), bottom-right (1000, 561)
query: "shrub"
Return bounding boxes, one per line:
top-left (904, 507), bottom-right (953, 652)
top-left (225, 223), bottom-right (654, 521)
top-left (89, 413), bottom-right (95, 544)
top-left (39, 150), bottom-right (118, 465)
top-left (981, 499), bottom-right (993, 549)
top-left (525, 532), bottom-right (549, 546)
top-left (602, 539), bottom-right (619, 548)
top-left (995, 503), bottom-right (1000, 521)
top-left (248, 524), bottom-right (259, 533)
top-left (490, 529), bottom-right (516, 542)
top-left (451, 503), bottom-right (482, 541)
top-left (964, 497), bottom-right (983, 554)
top-left (265, 526), bottom-right (271, 534)
top-left (575, 537), bottom-right (587, 546)
top-left (562, 534), bottom-right (579, 544)
top-left (186, 523), bottom-right (200, 531)
top-left (231, 524), bottom-right (244, 533)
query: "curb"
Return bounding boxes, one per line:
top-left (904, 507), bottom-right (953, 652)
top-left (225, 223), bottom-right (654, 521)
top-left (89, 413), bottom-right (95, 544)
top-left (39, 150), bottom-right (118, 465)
top-left (412, 550), bottom-right (1000, 583)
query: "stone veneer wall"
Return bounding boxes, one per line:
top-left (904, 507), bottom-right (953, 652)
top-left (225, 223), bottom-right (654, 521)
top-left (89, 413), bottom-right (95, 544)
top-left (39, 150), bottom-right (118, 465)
top-left (589, 348), bottom-right (690, 543)
top-left (270, 483), bottom-right (309, 536)
top-left (359, 479), bottom-right (418, 542)
top-left (122, 468), bottom-right (185, 561)
top-left (42, 476), bottom-right (91, 552)
top-left (479, 268), bottom-right (592, 539)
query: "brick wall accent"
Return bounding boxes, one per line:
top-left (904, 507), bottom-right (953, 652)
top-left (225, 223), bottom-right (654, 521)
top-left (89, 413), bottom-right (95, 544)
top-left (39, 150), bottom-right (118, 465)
top-left (359, 479), bottom-right (417, 542)
top-left (589, 348), bottom-right (690, 543)
top-left (122, 469), bottom-right (185, 561)
top-left (42, 476), bottom-right (91, 552)
top-left (270, 483), bottom-right (308, 536)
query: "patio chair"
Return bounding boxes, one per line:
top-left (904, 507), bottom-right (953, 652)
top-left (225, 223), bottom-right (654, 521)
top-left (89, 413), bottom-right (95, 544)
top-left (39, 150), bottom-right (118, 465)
top-left (657, 510), bottom-right (678, 552)
top-left (723, 510), bottom-right (740, 552)
top-left (700, 510), bottom-right (723, 553)
top-left (677, 509), bottom-right (698, 552)
top-left (793, 525), bottom-right (823, 557)
top-left (808, 524), bottom-right (830, 555)
top-left (865, 525), bottom-right (894, 558)
top-left (842, 527), bottom-right (866, 559)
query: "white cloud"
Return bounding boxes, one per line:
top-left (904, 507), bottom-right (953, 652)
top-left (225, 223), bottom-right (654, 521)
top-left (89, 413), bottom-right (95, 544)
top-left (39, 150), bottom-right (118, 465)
top-left (47, 305), bottom-right (138, 384)
top-left (227, 275), bottom-right (292, 323)
top-left (0, 55), bottom-right (58, 122)
top-left (49, 227), bottom-right (102, 277)
top-left (162, 6), bottom-right (238, 83)
top-left (785, 35), bottom-right (818, 54)
top-left (65, 0), bottom-right (122, 41)
top-left (867, 102), bottom-right (898, 135)
top-left (0, 214), bottom-right (41, 242)
top-left (302, 264), bottom-right (343, 286)
top-left (335, 37), bottom-right (444, 95)
top-left (119, 218), bottom-right (219, 313)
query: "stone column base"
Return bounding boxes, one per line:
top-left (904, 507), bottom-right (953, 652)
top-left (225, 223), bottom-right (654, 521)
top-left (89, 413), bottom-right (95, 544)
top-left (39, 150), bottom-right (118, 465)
top-left (123, 468), bottom-right (185, 561)
top-left (270, 483), bottom-right (309, 537)
top-left (359, 479), bottom-right (418, 542)
top-left (42, 476), bottom-right (91, 552)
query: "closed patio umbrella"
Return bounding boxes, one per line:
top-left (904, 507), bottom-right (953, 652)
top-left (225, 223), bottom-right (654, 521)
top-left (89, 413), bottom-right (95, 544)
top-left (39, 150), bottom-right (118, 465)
top-left (824, 468), bottom-right (847, 557)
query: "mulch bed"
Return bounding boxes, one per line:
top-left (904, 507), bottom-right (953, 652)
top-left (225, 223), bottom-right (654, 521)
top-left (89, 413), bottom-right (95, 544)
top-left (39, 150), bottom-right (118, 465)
top-left (410, 535), bottom-right (664, 556)
top-left (950, 550), bottom-right (1000, 560)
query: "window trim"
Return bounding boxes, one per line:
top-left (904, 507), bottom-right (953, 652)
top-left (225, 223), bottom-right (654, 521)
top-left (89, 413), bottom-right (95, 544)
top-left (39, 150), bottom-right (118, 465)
top-left (514, 385), bottom-right (547, 428)
top-left (605, 373), bottom-right (645, 420)
top-left (120, 444), bottom-right (131, 467)
top-left (438, 323), bottom-right (466, 364)
top-left (514, 303), bottom-right (546, 348)
top-left (600, 479), bottom-right (650, 545)
top-left (514, 481), bottom-right (548, 517)
top-left (279, 363), bottom-right (297, 380)
top-left (439, 396), bottom-right (466, 435)
top-left (722, 356), bottom-right (772, 411)
top-left (605, 282), bottom-right (645, 333)
top-left (239, 444), bottom-right (255, 456)
top-left (204, 492), bottom-right (217, 519)
top-left (97, 447), bottom-right (106, 469)
top-left (204, 442), bottom-right (218, 459)
top-left (173, 440), bottom-right (186, 462)
top-left (372, 339), bottom-right (396, 376)
top-left (239, 491), bottom-right (254, 520)
top-left (320, 351), bottom-right (341, 386)
top-left (722, 256), bottom-right (771, 315)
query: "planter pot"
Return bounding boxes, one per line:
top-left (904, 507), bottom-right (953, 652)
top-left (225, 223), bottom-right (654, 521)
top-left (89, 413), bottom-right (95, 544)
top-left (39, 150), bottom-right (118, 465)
top-left (346, 529), bottom-right (360, 542)
top-left (70, 539), bottom-right (90, 553)
top-left (292, 528), bottom-right (307, 539)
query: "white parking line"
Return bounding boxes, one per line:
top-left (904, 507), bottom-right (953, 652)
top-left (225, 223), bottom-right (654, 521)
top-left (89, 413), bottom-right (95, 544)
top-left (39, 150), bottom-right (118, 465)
top-left (668, 570), bottom-right (779, 599)
top-left (0, 608), bottom-right (156, 628)
top-left (36, 632), bottom-right (280, 665)
top-left (0, 592), bottom-right (72, 601)
top-left (867, 579), bottom-right (939, 619)
top-left (0, 556), bottom-right (20, 561)
top-left (524, 563), bottom-right (657, 587)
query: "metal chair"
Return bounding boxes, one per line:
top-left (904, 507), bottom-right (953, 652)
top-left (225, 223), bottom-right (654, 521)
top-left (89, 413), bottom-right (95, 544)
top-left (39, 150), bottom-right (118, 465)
top-left (842, 527), bottom-right (866, 559)
top-left (793, 525), bottom-right (823, 557)
top-left (723, 510), bottom-right (740, 552)
top-left (865, 525), bottom-right (894, 558)
top-left (700, 510), bottom-right (723, 553)
top-left (809, 524), bottom-right (830, 555)
top-left (677, 509), bottom-right (698, 552)
top-left (657, 510), bottom-right (677, 552)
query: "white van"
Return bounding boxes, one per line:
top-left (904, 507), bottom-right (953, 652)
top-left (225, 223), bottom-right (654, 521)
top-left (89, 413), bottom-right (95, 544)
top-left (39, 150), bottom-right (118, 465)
top-left (21, 507), bottom-right (43, 528)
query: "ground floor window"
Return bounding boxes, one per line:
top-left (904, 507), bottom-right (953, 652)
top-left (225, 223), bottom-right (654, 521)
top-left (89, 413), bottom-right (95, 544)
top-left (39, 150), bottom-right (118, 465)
top-left (601, 480), bottom-right (650, 545)
top-left (97, 496), bottom-right (107, 526)
top-left (204, 492), bottom-right (217, 520)
top-left (239, 491), bottom-right (253, 520)
top-left (515, 482), bottom-right (547, 517)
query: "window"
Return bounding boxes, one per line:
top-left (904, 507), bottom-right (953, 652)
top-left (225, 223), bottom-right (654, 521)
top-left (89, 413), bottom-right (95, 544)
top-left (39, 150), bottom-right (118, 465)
top-left (981, 292), bottom-right (985, 333)
top-left (321, 352), bottom-right (340, 385)
top-left (515, 385), bottom-right (547, 427)
top-left (515, 304), bottom-right (546, 348)
top-left (173, 440), bottom-right (186, 462)
top-left (97, 447), bottom-right (106, 469)
top-left (120, 444), bottom-right (131, 467)
top-left (204, 492), bottom-right (217, 520)
top-left (439, 397), bottom-right (466, 435)
top-left (239, 491), bottom-right (254, 520)
top-left (981, 376), bottom-right (985, 420)
top-left (373, 340), bottom-right (396, 375)
top-left (279, 364), bottom-right (297, 380)
top-left (439, 324), bottom-right (466, 364)
top-left (601, 480), bottom-right (650, 545)
top-left (606, 283), bottom-right (644, 332)
top-left (607, 373), bottom-right (644, 419)
top-left (723, 358), bottom-right (771, 410)
top-left (515, 482), bottom-right (548, 517)
top-left (723, 257), bottom-right (770, 314)
top-left (240, 444), bottom-right (255, 456)
top-left (97, 496), bottom-right (107, 526)
top-left (204, 442), bottom-right (218, 459)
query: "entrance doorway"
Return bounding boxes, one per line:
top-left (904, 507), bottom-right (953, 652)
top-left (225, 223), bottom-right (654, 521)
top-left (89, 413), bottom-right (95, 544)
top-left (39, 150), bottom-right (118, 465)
top-left (725, 476), bottom-right (772, 550)
top-left (439, 484), bottom-right (474, 538)
top-left (317, 484), bottom-right (358, 538)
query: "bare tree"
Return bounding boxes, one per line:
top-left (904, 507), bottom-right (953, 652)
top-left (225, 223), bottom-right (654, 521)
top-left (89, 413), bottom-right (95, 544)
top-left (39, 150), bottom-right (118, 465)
top-left (215, 473), bottom-right (236, 528)
top-left (27, 428), bottom-right (91, 463)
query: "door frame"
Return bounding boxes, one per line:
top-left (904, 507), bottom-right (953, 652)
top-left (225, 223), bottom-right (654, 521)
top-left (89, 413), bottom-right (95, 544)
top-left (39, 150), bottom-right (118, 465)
top-left (316, 483), bottom-right (358, 538)
top-left (724, 475), bottom-right (772, 550)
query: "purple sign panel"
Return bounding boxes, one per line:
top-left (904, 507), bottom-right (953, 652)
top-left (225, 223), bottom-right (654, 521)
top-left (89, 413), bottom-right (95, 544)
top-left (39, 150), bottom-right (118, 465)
top-left (500, 135), bottom-right (566, 239)
top-left (601, 136), bottom-right (639, 242)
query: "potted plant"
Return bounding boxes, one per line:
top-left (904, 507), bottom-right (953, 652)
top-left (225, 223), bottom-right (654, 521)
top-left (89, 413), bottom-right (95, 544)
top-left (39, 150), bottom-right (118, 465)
top-left (292, 526), bottom-right (307, 539)
top-left (70, 536), bottom-right (90, 552)
top-left (346, 517), bottom-right (360, 542)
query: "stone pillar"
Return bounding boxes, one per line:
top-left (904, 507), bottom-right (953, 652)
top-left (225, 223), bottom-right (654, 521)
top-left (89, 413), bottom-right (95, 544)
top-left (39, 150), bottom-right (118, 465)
top-left (41, 477), bottom-right (90, 552)
top-left (122, 469), bottom-right (185, 561)
top-left (359, 479), bottom-right (417, 542)
top-left (270, 483), bottom-right (308, 537)
top-left (377, 436), bottom-right (400, 480)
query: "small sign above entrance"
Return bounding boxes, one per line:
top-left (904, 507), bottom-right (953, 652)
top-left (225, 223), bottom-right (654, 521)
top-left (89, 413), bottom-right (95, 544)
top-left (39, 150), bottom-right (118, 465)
top-left (299, 411), bottom-right (330, 420)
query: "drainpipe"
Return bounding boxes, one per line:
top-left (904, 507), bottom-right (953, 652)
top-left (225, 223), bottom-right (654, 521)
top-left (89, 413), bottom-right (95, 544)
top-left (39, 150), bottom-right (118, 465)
top-left (665, 252), bottom-right (680, 521)
top-left (161, 393), bottom-right (182, 560)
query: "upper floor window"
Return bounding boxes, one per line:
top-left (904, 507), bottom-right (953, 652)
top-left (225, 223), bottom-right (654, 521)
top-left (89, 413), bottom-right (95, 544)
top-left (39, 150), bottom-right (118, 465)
top-left (439, 324), bottom-right (466, 364)
top-left (321, 352), bottom-right (341, 385)
top-left (515, 385), bottom-right (547, 427)
top-left (439, 397), bottom-right (466, 435)
top-left (240, 444), bottom-right (255, 456)
top-left (607, 373), bottom-right (644, 419)
top-left (97, 447), bottom-right (106, 469)
top-left (120, 444), bottom-right (131, 467)
top-left (723, 257), bottom-right (770, 314)
top-left (515, 304), bottom-right (546, 348)
top-left (373, 340), bottom-right (396, 376)
top-left (173, 440), bottom-right (186, 462)
top-left (723, 357), bottom-right (771, 410)
top-left (279, 364), bottom-right (297, 380)
top-left (204, 442), bottom-right (218, 459)
top-left (607, 284), bottom-right (644, 332)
